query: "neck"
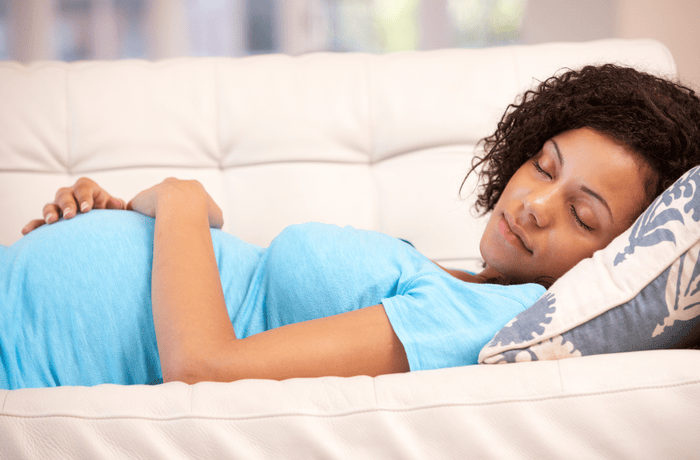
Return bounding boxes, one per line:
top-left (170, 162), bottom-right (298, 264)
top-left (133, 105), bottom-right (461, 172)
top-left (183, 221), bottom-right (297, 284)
top-left (473, 265), bottom-right (510, 285)
top-left (433, 261), bottom-right (509, 285)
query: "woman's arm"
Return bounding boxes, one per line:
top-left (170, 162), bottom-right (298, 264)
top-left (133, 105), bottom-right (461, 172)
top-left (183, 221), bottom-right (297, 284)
top-left (134, 178), bottom-right (409, 383)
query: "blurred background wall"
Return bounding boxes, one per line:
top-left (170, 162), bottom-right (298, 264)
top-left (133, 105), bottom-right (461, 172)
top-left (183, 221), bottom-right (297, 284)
top-left (523, 0), bottom-right (700, 91)
top-left (0, 0), bottom-right (698, 87)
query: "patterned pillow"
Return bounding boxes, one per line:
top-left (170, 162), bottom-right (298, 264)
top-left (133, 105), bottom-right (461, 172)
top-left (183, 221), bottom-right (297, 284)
top-left (479, 165), bottom-right (700, 364)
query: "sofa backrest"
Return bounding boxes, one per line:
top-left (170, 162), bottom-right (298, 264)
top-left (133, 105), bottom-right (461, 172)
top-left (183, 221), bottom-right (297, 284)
top-left (0, 39), bottom-right (676, 271)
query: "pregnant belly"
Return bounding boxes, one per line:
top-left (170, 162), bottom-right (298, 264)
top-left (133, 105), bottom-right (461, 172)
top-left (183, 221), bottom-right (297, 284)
top-left (0, 211), bottom-right (160, 388)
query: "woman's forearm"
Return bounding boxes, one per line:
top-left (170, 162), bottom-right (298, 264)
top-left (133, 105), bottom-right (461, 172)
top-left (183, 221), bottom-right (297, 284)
top-left (148, 180), bottom-right (408, 383)
top-left (150, 192), bottom-right (410, 383)
top-left (151, 188), bottom-right (236, 383)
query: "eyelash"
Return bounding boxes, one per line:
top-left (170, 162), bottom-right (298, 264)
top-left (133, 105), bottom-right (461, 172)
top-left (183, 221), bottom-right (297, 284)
top-left (533, 160), bottom-right (594, 232)
top-left (570, 205), bottom-right (593, 231)
top-left (533, 160), bottom-right (552, 179)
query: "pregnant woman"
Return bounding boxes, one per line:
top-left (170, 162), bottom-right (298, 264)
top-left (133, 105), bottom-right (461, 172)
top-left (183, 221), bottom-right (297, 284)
top-left (5, 64), bottom-right (700, 389)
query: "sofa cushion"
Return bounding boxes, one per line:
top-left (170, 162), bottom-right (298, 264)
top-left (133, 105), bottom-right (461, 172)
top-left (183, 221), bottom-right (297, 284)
top-left (479, 165), bottom-right (700, 363)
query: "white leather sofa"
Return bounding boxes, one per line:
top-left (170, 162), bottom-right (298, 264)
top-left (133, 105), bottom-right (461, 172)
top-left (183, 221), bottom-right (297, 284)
top-left (1, 39), bottom-right (699, 459)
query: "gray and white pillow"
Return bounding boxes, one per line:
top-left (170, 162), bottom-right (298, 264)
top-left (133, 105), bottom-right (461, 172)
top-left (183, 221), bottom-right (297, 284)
top-left (479, 165), bottom-right (700, 364)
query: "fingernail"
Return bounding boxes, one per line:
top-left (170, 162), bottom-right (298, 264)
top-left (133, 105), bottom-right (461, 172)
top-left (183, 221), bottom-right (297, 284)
top-left (45, 213), bottom-right (54, 224)
top-left (80, 202), bottom-right (89, 212)
top-left (112, 198), bottom-right (123, 208)
top-left (63, 207), bottom-right (74, 218)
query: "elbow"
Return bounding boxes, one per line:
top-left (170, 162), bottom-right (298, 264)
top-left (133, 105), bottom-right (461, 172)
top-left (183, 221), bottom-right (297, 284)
top-left (157, 339), bottom-right (208, 384)
top-left (159, 339), bottom-right (238, 384)
top-left (160, 354), bottom-right (202, 384)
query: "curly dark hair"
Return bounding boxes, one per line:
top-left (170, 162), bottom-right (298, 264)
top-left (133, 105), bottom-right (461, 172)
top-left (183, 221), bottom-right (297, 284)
top-left (467, 64), bottom-right (700, 214)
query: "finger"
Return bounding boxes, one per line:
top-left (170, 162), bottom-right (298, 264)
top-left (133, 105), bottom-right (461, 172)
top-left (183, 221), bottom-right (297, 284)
top-left (105, 197), bottom-right (126, 210)
top-left (22, 219), bottom-right (46, 235)
top-left (42, 203), bottom-right (61, 224)
top-left (72, 177), bottom-right (121, 213)
top-left (126, 187), bottom-right (158, 218)
top-left (71, 178), bottom-right (98, 213)
top-left (210, 200), bottom-right (224, 229)
top-left (54, 186), bottom-right (79, 219)
top-left (89, 190), bottom-right (125, 211)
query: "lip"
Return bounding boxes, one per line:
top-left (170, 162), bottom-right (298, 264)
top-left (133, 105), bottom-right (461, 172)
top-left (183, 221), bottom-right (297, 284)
top-left (499, 214), bottom-right (533, 254)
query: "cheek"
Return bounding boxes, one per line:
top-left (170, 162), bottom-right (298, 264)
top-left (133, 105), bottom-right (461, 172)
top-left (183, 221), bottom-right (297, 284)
top-left (478, 216), bottom-right (497, 259)
top-left (498, 179), bottom-right (521, 204)
top-left (547, 238), bottom-right (599, 278)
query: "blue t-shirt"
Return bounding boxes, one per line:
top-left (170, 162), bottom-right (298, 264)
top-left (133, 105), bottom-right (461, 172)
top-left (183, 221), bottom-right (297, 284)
top-left (0, 211), bottom-right (545, 389)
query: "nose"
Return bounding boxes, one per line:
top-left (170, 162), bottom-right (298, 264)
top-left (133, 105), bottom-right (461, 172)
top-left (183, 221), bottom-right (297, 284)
top-left (522, 184), bottom-right (557, 228)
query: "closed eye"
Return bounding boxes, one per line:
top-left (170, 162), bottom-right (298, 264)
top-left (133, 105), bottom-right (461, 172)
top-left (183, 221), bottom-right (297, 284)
top-left (533, 160), bottom-right (552, 179)
top-left (570, 205), bottom-right (594, 231)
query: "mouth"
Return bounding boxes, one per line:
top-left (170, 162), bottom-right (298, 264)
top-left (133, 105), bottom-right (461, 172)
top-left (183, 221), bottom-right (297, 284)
top-left (499, 214), bottom-right (533, 254)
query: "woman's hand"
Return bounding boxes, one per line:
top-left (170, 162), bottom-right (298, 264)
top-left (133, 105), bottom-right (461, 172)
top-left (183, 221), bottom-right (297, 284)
top-left (22, 177), bottom-right (126, 235)
top-left (128, 178), bottom-right (224, 229)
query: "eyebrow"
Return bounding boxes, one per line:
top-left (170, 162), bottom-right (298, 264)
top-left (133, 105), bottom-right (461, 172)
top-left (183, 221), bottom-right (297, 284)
top-left (581, 185), bottom-right (612, 218)
top-left (550, 139), bottom-right (613, 219)
top-left (550, 139), bottom-right (564, 166)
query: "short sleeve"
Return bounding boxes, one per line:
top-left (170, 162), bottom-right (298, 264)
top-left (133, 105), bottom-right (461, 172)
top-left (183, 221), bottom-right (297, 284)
top-left (382, 275), bottom-right (545, 371)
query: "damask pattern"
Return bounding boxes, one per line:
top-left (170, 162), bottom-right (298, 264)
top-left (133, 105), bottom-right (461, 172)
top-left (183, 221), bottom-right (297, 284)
top-left (658, 248), bottom-right (700, 337)
top-left (614, 166), bottom-right (700, 265)
top-left (486, 293), bottom-right (556, 348)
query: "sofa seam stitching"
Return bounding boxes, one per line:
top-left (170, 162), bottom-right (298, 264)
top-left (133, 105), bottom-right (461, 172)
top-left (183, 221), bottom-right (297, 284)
top-left (0, 391), bottom-right (8, 412)
top-left (364, 55), bottom-right (375, 165)
top-left (364, 55), bottom-right (382, 233)
top-left (64, 66), bottom-right (72, 174)
top-left (3, 379), bottom-right (698, 422)
top-left (214, 59), bottom-right (223, 171)
top-left (372, 376), bottom-right (379, 407)
top-left (556, 360), bottom-right (566, 393)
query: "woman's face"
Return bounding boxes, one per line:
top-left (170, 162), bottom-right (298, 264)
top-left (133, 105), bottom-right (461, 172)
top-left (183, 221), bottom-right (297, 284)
top-left (479, 127), bottom-right (650, 285)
